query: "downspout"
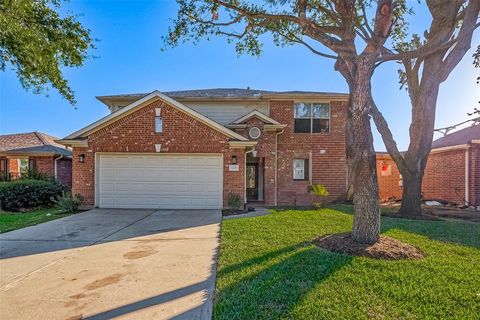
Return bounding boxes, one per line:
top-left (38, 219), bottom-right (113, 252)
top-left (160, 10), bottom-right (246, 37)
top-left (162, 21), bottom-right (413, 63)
top-left (244, 148), bottom-right (254, 207)
top-left (54, 155), bottom-right (64, 181)
top-left (274, 129), bottom-right (285, 206)
top-left (465, 146), bottom-right (470, 206)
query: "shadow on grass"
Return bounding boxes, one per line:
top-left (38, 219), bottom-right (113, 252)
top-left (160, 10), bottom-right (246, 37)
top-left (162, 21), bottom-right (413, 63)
top-left (214, 243), bottom-right (353, 319)
top-left (328, 204), bottom-right (479, 248)
top-left (381, 217), bottom-right (480, 248)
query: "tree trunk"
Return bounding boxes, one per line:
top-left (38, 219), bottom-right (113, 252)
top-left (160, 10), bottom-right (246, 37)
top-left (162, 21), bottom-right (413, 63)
top-left (399, 57), bottom-right (441, 216)
top-left (347, 56), bottom-right (381, 244)
top-left (398, 171), bottom-right (423, 216)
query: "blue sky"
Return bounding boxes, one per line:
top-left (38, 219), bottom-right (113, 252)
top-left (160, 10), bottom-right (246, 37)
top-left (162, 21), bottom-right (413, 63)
top-left (0, 0), bottom-right (478, 151)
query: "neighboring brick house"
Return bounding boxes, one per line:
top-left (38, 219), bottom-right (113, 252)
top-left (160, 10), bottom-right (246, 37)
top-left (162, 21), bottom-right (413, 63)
top-left (58, 89), bottom-right (349, 209)
top-left (377, 124), bottom-right (480, 207)
top-left (0, 132), bottom-right (72, 187)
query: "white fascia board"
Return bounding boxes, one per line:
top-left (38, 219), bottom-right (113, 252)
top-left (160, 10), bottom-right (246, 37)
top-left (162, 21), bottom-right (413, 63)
top-left (430, 144), bottom-right (469, 154)
top-left (55, 139), bottom-right (88, 147)
top-left (229, 141), bottom-right (257, 148)
top-left (232, 110), bottom-right (281, 125)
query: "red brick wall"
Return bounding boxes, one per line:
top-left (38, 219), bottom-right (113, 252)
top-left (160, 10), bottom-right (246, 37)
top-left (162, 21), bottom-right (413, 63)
top-left (376, 155), bottom-right (402, 200)
top-left (423, 150), bottom-right (466, 204)
top-left (72, 99), bottom-right (245, 207)
top-left (31, 156), bottom-right (55, 176)
top-left (377, 146), bottom-right (479, 206)
top-left (269, 100), bottom-right (348, 206)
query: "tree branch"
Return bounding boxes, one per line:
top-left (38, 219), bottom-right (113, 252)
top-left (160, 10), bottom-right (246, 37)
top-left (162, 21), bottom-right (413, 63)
top-left (368, 93), bottom-right (410, 174)
top-left (439, 0), bottom-right (480, 81)
top-left (277, 30), bottom-right (338, 59)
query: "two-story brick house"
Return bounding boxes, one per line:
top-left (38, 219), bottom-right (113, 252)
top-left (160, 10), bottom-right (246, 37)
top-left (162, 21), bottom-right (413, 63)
top-left (58, 89), bottom-right (348, 209)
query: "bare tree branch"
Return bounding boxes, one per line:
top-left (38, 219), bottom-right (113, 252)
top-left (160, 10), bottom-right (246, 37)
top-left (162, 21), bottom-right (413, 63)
top-left (368, 93), bottom-right (410, 175)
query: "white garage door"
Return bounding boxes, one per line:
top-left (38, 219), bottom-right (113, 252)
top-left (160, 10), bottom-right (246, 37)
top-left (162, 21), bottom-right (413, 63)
top-left (97, 154), bottom-right (223, 209)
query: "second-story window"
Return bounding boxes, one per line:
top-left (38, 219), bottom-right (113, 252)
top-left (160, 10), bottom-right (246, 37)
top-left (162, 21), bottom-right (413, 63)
top-left (155, 116), bottom-right (163, 133)
top-left (294, 103), bottom-right (330, 133)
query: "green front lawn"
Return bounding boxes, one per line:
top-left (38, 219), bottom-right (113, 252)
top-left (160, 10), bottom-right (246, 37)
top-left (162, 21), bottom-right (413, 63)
top-left (214, 205), bottom-right (480, 319)
top-left (0, 207), bottom-right (71, 233)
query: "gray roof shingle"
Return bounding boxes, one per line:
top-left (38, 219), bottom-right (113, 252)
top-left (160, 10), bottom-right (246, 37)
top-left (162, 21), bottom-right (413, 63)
top-left (0, 132), bottom-right (72, 157)
top-left (97, 88), bottom-right (348, 100)
top-left (432, 124), bottom-right (480, 149)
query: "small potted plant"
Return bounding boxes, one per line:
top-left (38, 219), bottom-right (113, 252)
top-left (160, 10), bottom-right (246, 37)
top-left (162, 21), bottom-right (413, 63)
top-left (311, 184), bottom-right (329, 209)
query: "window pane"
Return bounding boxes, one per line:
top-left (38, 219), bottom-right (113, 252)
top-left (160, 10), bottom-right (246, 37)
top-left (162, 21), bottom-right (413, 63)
top-left (155, 117), bottom-right (163, 133)
top-left (312, 104), bottom-right (330, 118)
top-left (246, 166), bottom-right (256, 188)
top-left (312, 119), bottom-right (330, 133)
top-left (293, 159), bottom-right (305, 180)
top-left (294, 119), bottom-right (311, 133)
top-left (294, 103), bottom-right (311, 118)
top-left (20, 159), bottom-right (29, 174)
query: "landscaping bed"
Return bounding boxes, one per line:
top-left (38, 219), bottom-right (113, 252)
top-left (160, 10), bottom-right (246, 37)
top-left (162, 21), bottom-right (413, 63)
top-left (214, 205), bottom-right (480, 319)
top-left (313, 233), bottom-right (424, 260)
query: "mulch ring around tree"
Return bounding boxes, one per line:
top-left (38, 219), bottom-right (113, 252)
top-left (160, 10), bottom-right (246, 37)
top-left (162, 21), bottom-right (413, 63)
top-left (313, 233), bottom-right (425, 260)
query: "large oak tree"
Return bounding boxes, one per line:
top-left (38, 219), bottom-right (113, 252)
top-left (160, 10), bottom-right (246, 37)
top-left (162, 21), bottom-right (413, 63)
top-left (165, 0), bottom-right (444, 244)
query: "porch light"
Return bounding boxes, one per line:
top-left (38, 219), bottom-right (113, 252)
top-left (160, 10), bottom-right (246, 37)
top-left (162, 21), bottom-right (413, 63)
top-left (231, 155), bottom-right (238, 164)
top-left (78, 154), bottom-right (85, 163)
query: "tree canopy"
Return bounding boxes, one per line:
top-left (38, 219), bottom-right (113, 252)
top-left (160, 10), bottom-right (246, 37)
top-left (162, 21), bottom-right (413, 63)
top-left (0, 0), bottom-right (94, 104)
top-left (165, 0), bottom-right (421, 69)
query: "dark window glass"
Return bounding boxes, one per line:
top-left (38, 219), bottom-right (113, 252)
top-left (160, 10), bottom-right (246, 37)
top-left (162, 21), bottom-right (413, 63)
top-left (313, 119), bottom-right (330, 133)
top-left (27, 159), bottom-right (36, 172)
top-left (294, 119), bottom-right (311, 133)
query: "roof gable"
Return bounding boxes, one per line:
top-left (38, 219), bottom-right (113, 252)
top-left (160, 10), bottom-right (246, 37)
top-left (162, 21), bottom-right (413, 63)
top-left (232, 110), bottom-right (281, 125)
top-left (64, 91), bottom-right (248, 141)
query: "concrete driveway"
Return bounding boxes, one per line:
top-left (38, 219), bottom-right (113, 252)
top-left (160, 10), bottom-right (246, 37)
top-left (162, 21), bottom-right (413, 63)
top-left (0, 209), bottom-right (221, 319)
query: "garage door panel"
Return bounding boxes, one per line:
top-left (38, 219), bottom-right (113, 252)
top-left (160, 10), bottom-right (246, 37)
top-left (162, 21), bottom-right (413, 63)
top-left (98, 154), bottom-right (223, 209)
top-left (205, 184), bottom-right (220, 193)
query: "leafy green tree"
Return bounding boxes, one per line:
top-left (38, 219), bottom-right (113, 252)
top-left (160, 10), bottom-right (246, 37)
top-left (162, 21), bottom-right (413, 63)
top-left (0, 0), bottom-right (94, 104)
top-left (370, 1), bottom-right (479, 215)
top-left (165, 0), bottom-right (435, 244)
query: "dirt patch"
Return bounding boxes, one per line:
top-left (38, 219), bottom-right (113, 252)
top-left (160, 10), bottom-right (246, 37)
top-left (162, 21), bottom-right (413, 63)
top-left (65, 315), bottom-right (83, 320)
top-left (313, 233), bottom-right (425, 260)
top-left (123, 249), bottom-right (158, 260)
top-left (84, 273), bottom-right (124, 290)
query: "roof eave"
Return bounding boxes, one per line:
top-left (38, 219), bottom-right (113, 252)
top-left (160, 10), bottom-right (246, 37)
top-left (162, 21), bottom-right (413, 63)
top-left (263, 93), bottom-right (349, 100)
top-left (55, 139), bottom-right (89, 148)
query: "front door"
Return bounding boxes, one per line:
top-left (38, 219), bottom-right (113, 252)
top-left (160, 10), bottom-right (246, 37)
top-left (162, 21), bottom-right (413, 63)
top-left (246, 164), bottom-right (258, 201)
